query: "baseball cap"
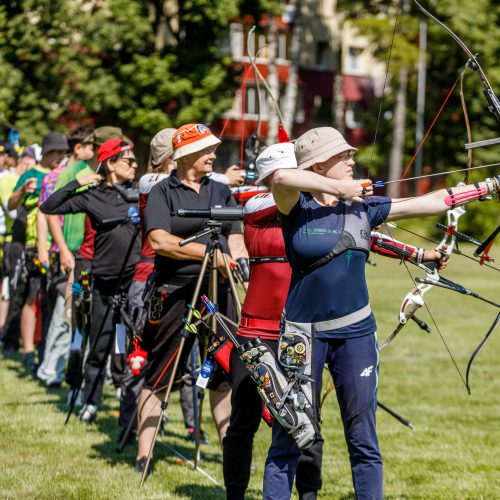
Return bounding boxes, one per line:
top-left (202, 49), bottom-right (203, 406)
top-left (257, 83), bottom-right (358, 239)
top-left (150, 128), bottom-right (176, 167)
top-left (255, 143), bottom-right (297, 185)
top-left (41, 131), bottom-right (69, 154)
top-left (83, 126), bottom-right (132, 147)
top-left (172, 123), bottom-right (221, 161)
top-left (97, 139), bottom-right (132, 163)
top-left (294, 127), bottom-right (357, 170)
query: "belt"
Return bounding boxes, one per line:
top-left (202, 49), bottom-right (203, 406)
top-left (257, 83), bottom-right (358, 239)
top-left (240, 316), bottom-right (281, 331)
top-left (284, 304), bottom-right (372, 333)
top-left (250, 256), bottom-right (288, 264)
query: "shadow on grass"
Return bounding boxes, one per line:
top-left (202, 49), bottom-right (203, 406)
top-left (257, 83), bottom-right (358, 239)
top-left (174, 483), bottom-right (225, 499)
top-left (89, 414), bottom-right (222, 471)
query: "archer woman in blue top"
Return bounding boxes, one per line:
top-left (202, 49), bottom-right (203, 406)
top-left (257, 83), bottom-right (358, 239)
top-left (263, 127), bottom-right (498, 500)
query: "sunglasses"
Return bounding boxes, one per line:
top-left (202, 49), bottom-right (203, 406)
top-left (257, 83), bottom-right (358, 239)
top-left (120, 157), bottom-right (139, 166)
top-left (335, 150), bottom-right (355, 162)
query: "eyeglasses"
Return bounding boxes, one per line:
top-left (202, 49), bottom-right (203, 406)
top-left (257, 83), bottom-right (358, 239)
top-left (120, 157), bottom-right (138, 166)
top-left (335, 150), bottom-right (355, 162)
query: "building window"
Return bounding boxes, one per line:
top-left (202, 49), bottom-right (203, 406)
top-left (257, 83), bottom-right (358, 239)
top-left (246, 88), bottom-right (256, 115)
top-left (244, 86), bottom-right (267, 118)
top-left (230, 23), bottom-right (243, 60)
top-left (346, 47), bottom-right (362, 74)
top-left (278, 32), bottom-right (289, 60)
top-left (345, 101), bottom-right (364, 128)
top-left (312, 95), bottom-right (332, 125)
top-left (316, 41), bottom-right (328, 69)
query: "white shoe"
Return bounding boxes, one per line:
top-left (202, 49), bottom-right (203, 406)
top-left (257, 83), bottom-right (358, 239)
top-left (115, 387), bottom-right (122, 401)
top-left (78, 404), bottom-right (97, 423)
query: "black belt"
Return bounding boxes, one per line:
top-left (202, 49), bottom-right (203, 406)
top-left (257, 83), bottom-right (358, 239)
top-left (250, 256), bottom-right (288, 264)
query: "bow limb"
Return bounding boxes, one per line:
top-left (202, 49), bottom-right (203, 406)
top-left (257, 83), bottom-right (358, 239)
top-left (379, 207), bottom-right (465, 351)
top-left (247, 25), bottom-right (289, 140)
top-left (246, 27), bottom-right (263, 138)
top-left (378, 267), bottom-right (435, 352)
top-left (411, 0), bottom-right (500, 122)
top-left (465, 312), bottom-right (500, 394)
top-left (434, 206), bottom-right (466, 260)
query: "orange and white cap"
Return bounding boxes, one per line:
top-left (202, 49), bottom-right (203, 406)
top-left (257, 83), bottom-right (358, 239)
top-left (172, 123), bottom-right (221, 160)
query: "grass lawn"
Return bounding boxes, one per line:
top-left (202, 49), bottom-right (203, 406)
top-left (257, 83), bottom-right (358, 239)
top-left (0, 241), bottom-right (499, 499)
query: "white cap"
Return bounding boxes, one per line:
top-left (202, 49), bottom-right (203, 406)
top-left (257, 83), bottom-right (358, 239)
top-left (255, 142), bottom-right (297, 185)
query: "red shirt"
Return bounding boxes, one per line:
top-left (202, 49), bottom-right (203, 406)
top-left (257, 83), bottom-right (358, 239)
top-left (238, 193), bottom-right (291, 340)
top-left (77, 215), bottom-right (95, 261)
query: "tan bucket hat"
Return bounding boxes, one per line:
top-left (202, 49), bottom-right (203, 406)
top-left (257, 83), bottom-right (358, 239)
top-left (150, 128), bottom-right (176, 167)
top-left (294, 127), bottom-right (357, 170)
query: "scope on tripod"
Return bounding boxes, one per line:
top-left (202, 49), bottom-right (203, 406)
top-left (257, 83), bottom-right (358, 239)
top-left (177, 207), bottom-right (244, 220)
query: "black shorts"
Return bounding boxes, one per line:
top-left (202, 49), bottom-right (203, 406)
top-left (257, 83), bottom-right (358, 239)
top-left (142, 280), bottom-right (197, 391)
top-left (142, 277), bottom-right (237, 392)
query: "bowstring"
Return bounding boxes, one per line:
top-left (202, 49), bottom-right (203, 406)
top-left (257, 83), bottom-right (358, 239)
top-left (374, 1), bottom-right (468, 388)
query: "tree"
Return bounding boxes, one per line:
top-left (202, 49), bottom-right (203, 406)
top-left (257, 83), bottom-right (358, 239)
top-left (0, 0), bottom-right (281, 145)
top-left (338, 0), bottom-right (500, 237)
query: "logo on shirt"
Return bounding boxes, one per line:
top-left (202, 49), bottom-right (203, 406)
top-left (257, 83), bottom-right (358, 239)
top-left (360, 366), bottom-right (373, 377)
top-left (360, 229), bottom-right (370, 241)
top-left (346, 249), bottom-right (352, 267)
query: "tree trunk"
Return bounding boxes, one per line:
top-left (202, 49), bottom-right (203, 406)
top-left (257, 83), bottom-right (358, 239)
top-left (388, 0), bottom-right (410, 188)
top-left (388, 66), bottom-right (408, 184)
top-left (333, 74), bottom-right (345, 134)
top-left (282, 3), bottom-right (301, 138)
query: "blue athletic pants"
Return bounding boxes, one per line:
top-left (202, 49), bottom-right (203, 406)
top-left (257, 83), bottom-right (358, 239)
top-left (263, 333), bottom-right (382, 500)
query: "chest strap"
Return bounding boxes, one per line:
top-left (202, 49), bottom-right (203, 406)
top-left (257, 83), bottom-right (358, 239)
top-left (298, 230), bottom-right (356, 274)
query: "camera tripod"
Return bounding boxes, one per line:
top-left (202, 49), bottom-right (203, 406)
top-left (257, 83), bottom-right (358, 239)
top-left (139, 221), bottom-right (242, 487)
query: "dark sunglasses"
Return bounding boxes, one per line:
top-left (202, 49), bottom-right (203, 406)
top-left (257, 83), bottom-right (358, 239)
top-left (120, 157), bottom-right (139, 166)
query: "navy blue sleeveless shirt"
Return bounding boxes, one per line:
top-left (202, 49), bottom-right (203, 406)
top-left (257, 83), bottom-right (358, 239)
top-left (279, 192), bottom-right (392, 339)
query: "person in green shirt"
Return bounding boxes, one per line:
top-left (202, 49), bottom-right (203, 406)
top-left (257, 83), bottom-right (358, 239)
top-left (48, 126), bottom-right (129, 273)
top-left (35, 127), bottom-right (95, 387)
top-left (7, 131), bottom-right (68, 372)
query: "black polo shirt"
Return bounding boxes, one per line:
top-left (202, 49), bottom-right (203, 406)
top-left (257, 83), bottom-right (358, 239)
top-left (144, 170), bottom-right (242, 281)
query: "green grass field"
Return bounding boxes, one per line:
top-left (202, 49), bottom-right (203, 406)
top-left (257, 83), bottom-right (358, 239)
top-left (1, 241), bottom-right (499, 499)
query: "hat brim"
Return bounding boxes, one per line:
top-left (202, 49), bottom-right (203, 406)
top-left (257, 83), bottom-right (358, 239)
top-left (173, 135), bottom-right (221, 160)
top-left (297, 144), bottom-right (357, 170)
top-left (83, 132), bottom-right (133, 147)
top-left (42, 145), bottom-right (69, 155)
top-left (255, 164), bottom-right (296, 185)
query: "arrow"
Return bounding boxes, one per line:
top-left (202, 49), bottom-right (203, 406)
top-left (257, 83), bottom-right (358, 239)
top-left (371, 163), bottom-right (500, 188)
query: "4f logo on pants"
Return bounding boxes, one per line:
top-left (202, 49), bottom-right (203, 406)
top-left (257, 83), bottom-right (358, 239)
top-left (360, 366), bottom-right (373, 377)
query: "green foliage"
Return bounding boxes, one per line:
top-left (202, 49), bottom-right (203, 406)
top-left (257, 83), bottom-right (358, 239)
top-left (340, 0), bottom-right (500, 237)
top-left (0, 0), bottom-right (282, 145)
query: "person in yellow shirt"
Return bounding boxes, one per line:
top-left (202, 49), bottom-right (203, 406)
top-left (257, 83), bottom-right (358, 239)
top-left (6, 133), bottom-right (68, 372)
